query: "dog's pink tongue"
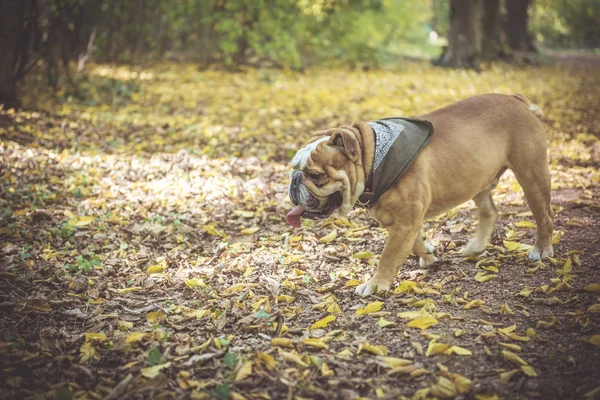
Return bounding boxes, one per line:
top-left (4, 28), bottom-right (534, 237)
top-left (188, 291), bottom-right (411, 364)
top-left (286, 205), bottom-right (305, 228)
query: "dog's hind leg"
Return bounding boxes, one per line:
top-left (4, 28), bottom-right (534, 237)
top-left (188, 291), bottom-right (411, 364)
top-left (511, 163), bottom-right (554, 260)
top-left (413, 229), bottom-right (438, 267)
top-left (462, 189), bottom-right (498, 256)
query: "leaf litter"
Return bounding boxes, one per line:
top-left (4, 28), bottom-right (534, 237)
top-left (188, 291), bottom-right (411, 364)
top-left (0, 59), bottom-right (599, 399)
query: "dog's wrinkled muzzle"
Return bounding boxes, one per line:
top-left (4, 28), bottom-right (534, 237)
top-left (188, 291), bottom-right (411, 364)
top-left (287, 171), bottom-right (342, 227)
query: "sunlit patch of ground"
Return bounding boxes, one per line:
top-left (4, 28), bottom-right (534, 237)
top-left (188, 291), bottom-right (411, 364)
top-left (1, 60), bottom-right (599, 399)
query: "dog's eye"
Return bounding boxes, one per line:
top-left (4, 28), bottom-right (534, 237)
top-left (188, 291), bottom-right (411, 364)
top-left (306, 171), bottom-right (324, 181)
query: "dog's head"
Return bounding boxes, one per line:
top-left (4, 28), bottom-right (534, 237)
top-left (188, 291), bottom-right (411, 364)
top-left (286, 126), bottom-right (366, 227)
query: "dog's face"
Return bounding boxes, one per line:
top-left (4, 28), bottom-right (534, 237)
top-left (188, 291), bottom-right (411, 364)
top-left (287, 127), bottom-right (364, 227)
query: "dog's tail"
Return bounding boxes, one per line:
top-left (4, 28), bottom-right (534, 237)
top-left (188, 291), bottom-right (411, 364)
top-left (512, 94), bottom-right (544, 118)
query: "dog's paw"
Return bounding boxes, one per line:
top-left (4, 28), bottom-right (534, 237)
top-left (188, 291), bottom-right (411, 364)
top-left (355, 277), bottom-right (392, 297)
top-left (528, 245), bottom-right (553, 261)
top-left (461, 238), bottom-right (487, 256)
top-left (419, 253), bottom-right (438, 268)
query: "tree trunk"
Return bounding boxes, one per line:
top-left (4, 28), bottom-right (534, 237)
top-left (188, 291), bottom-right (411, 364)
top-left (0, 2), bottom-right (25, 108)
top-left (436, 0), bottom-right (482, 70)
top-left (505, 0), bottom-right (535, 52)
top-left (481, 0), bottom-right (504, 59)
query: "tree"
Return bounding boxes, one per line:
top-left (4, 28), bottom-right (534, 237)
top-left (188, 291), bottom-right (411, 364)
top-left (481, 0), bottom-right (504, 59)
top-left (0, 1), bottom-right (38, 109)
top-left (435, 0), bottom-right (481, 70)
top-left (505, 0), bottom-right (536, 52)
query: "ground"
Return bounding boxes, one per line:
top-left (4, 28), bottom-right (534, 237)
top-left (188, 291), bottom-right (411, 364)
top-left (0, 58), bottom-right (599, 400)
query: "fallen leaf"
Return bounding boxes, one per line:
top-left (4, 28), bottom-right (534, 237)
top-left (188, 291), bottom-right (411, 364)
top-left (377, 317), bottom-right (396, 328)
top-left (407, 316), bottom-right (439, 330)
top-left (352, 251), bottom-right (374, 259)
top-left (310, 315), bottom-right (335, 330)
top-left (319, 229), bottom-right (337, 243)
top-left (302, 338), bottom-right (328, 349)
top-left (141, 362), bottom-right (171, 378)
top-left (271, 338), bottom-right (294, 348)
top-left (235, 361), bottom-right (253, 381)
top-left (502, 350), bottom-right (528, 366)
top-left (356, 301), bottom-right (384, 315)
top-left (256, 352), bottom-right (276, 370)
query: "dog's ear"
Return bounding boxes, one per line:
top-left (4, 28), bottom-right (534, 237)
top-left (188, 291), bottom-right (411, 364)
top-left (329, 129), bottom-right (360, 162)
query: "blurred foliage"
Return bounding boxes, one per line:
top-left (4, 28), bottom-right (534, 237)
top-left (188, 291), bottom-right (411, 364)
top-left (90, 0), bottom-right (434, 68)
top-left (532, 0), bottom-right (600, 48)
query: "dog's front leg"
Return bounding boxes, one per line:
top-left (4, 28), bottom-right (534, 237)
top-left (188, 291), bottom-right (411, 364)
top-left (355, 224), bottom-right (421, 296)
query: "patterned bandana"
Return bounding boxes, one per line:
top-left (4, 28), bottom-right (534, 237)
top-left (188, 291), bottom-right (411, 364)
top-left (360, 117), bottom-right (434, 206)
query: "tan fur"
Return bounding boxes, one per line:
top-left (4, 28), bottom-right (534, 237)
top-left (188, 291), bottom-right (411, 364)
top-left (300, 94), bottom-right (554, 296)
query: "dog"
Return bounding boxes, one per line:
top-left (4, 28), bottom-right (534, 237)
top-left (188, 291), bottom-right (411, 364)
top-left (287, 94), bottom-right (554, 296)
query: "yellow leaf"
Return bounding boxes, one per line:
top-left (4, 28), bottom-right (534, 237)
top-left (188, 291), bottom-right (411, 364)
top-left (280, 351), bottom-right (308, 367)
top-left (182, 309), bottom-right (209, 319)
top-left (449, 346), bottom-right (472, 356)
top-left (380, 356), bottom-right (413, 368)
top-left (394, 280), bottom-right (418, 294)
top-left (256, 352), bottom-right (276, 370)
top-left (357, 343), bottom-right (388, 356)
top-left (302, 338), bottom-right (328, 349)
top-left (310, 315), bottom-right (335, 330)
top-left (517, 287), bottom-right (533, 297)
top-left (184, 278), bottom-right (206, 288)
top-left (474, 272), bottom-right (498, 283)
top-left (277, 295), bottom-right (295, 303)
top-left (234, 210), bottom-right (254, 218)
top-left (352, 251), bottom-right (374, 259)
top-left (70, 216), bottom-right (95, 227)
top-left (117, 321), bottom-right (133, 331)
top-left (240, 227), bottom-right (260, 235)
top-left (126, 332), bottom-right (148, 344)
top-left (345, 279), bottom-right (361, 287)
top-left (235, 361), bottom-right (253, 381)
top-left (356, 301), bottom-right (384, 315)
top-left (116, 287), bottom-right (143, 294)
top-left (584, 335), bottom-right (600, 348)
top-left (321, 362), bottom-right (334, 377)
top-left (271, 338), bottom-right (295, 348)
top-left (80, 341), bottom-right (95, 363)
top-left (464, 299), bottom-right (485, 309)
top-left (282, 255), bottom-right (304, 265)
top-left (584, 387), bottom-right (600, 399)
top-left (502, 350), bottom-right (528, 366)
top-left (587, 304), bottom-right (600, 313)
top-left (85, 333), bottom-right (107, 342)
top-left (13, 208), bottom-right (29, 217)
top-left (520, 365), bottom-right (538, 377)
top-left (141, 362), bottom-right (171, 378)
top-left (515, 221), bottom-right (536, 228)
top-left (147, 310), bottom-right (167, 323)
top-left (498, 325), bottom-right (517, 334)
top-left (397, 310), bottom-right (426, 319)
top-left (426, 342), bottom-right (452, 357)
top-left (319, 229), bottom-right (337, 243)
top-left (584, 284), bottom-right (600, 292)
top-left (430, 376), bottom-right (458, 398)
top-left (377, 317), bottom-right (396, 328)
top-left (202, 224), bottom-right (226, 238)
top-left (326, 302), bottom-right (342, 314)
top-left (499, 369), bottom-right (520, 383)
top-left (499, 342), bottom-right (522, 352)
top-left (503, 241), bottom-right (521, 251)
top-left (146, 264), bottom-right (165, 275)
top-left (407, 316), bottom-right (439, 330)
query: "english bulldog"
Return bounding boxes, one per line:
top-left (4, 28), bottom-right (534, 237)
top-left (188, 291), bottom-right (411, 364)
top-left (287, 94), bottom-right (554, 296)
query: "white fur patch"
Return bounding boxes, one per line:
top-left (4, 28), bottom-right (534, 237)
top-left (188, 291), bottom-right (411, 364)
top-left (529, 104), bottom-right (543, 118)
top-left (291, 136), bottom-right (330, 170)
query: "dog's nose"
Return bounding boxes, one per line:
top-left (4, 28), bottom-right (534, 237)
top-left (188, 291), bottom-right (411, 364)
top-left (292, 170), bottom-right (302, 186)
